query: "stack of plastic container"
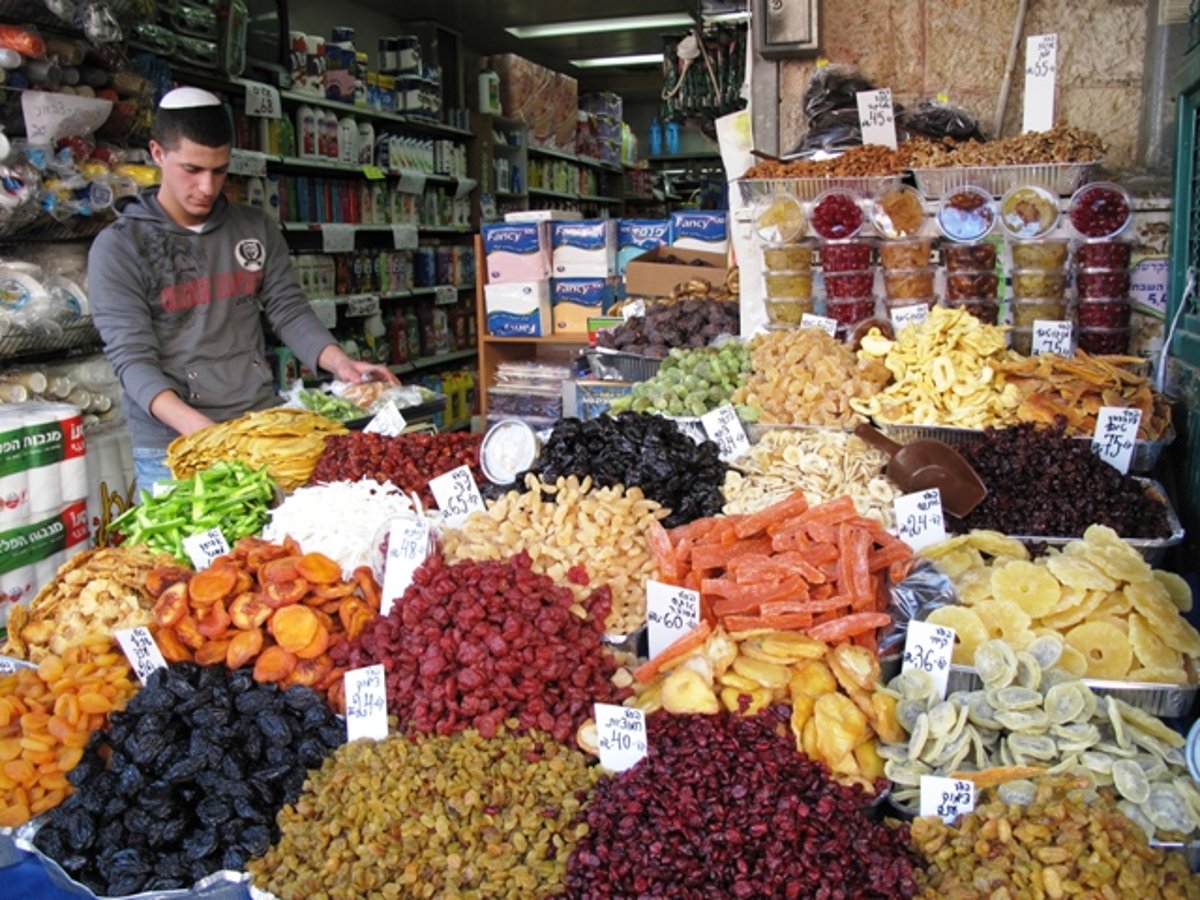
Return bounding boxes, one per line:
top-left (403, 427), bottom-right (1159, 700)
top-left (999, 184), bottom-right (1070, 354)
top-left (1069, 182), bottom-right (1134, 354)
top-left (935, 184), bottom-right (1000, 327)
top-left (754, 194), bottom-right (814, 328)
top-left (812, 188), bottom-right (875, 331)
top-left (873, 185), bottom-right (935, 318)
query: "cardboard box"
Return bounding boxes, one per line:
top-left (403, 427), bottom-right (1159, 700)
top-left (484, 280), bottom-right (552, 337)
top-left (618, 218), bottom-right (670, 275)
top-left (552, 277), bottom-right (616, 334)
top-left (482, 222), bottom-right (551, 284)
top-left (623, 246), bottom-right (728, 299)
top-left (670, 210), bottom-right (729, 254)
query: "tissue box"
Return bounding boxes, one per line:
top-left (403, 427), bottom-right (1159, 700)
top-left (482, 222), bottom-right (551, 284)
top-left (551, 219), bottom-right (617, 277)
top-left (492, 53), bottom-right (578, 152)
top-left (671, 210), bottom-right (729, 254)
top-left (504, 209), bottom-right (583, 223)
top-left (484, 280), bottom-right (552, 336)
top-left (618, 218), bottom-right (670, 276)
top-left (552, 277), bottom-right (616, 334)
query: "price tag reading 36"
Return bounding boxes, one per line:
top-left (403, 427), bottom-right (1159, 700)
top-left (430, 465), bottom-right (485, 523)
top-left (115, 627), bottom-right (168, 686)
top-left (920, 775), bottom-right (976, 823)
top-left (902, 620), bottom-right (956, 699)
top-left (594, 703), bottom-right (648, 773)
top-left (1091, 406), bottom-right (1141, 475)
top-left (700, 404), bottom-right (750, 462)
top-left (646, 581), bottom-right (701, 659)
top-left (892, 488), bottom-right (946, 553)
top-left (344, 663), bottom-right (388, 741)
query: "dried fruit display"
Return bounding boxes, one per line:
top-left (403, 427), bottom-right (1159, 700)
top-left (332, 551), bottom-right (630, 743)
top-left (561, 708), bottom-right (918, 897)
top-left (0, 635), bottom-right (137, 827)
top-left (921, 526), bottom-right (1198, 684)
top-left (3, 545), bottom-right (180, 662)
top-left (249, 729), bottom-right (600, 897)
top-left (594, 297), bottom-right (739, 358)
top-left (31, 664), bottom-right (343, 895)
top-left (903, 124), bottom-right (1106, 167)
top-left (953, 425), bottom-right (1171, 539)
top-left (609, 345), bottom-right (752, 419)
top-left (147, 536), bottom-right (381, 705)
top-left (307, 431), bottom-right (484, 508)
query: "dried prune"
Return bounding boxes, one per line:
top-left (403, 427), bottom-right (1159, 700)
top-left (122, 807), bottom-right (154, 836)
top-left (63, 808), bottom-right (95, 849)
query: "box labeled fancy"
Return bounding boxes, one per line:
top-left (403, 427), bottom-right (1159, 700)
top-left (618, 219), bottom-right (670, 275)
top-left (670, 210), bottom-right (729, 254)
top-left (552, 277), bottom-right (616, 334)
top-left (482, 221), bottom-right (551, 284)
top-left (551, 219), bottom-right (617, 277)
top-left (484, 280), bottom-right (552, 337)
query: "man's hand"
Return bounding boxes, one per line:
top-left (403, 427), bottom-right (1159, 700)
top-left (149, 390), bottom-right (215, 435)
top-left (318, 344), bottom-right (400, 386)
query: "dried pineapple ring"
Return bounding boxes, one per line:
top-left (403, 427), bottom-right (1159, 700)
top-left (1064, 621), bottom-right (1133, 680)
top-left (976, 600), bottom-right (1034, 651)
top-left (1046, 552), bottom-right (1118, 593)
top-left (957, 569), bottom-right (995, 607)
top-left (926, 606), bottom-right (988, 667)
top-left (964, 530), bottom-right (1029, 561)
top-left (934, 547), bottom-right (985, 579)
top-left (992, 560), bottom-right (1062, 618)
top-left (1128, 613), bottom-right (1183, 673)
top-left (1153, 569), bottom-right (1193, 612)
top-left (1056, 644), bottom-right (1089, 677)
top-left (974, 639), bottom-right (1017, 688)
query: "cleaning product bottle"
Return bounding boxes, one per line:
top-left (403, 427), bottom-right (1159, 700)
top-left (245, 176), bottom-right (265, 209)
top-left (477, 57), bottom-right (500, 115)
top-left (666, 120), bottom-right (681, 156)
top-left (278, 113), bottom-right (296, 157)
top-left (648, 118), bottom-right (662, 157)
top-left (337, 117), bottom-right (357, 164)
top-left (357, 121), bottom-right (374, 165)
top-left (296, 104), bottom-right (317, 158)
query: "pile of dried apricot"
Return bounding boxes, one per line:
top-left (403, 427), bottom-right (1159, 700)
top-left (0, 633), bottom-right (138, 826)
top-left (148, 536), bottom-right (380, 706)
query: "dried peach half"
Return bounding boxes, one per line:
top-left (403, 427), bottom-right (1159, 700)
top-left (270, 606), bottom-right (320, 654)
top-left (228, 592), bottom-right (272, 631)
top-left (188, 565), bottom-right (238, 606)
top-left (153, 582), bottom-right (189, 628)
top-left (296, 552), bottom-right (342, 585)
top-left (253, 645), bottom-right (297, 683)
top-left (226, 629), bottom-right (264, 669)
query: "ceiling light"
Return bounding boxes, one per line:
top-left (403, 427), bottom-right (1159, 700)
top-left (704, 11), bottom-right (750, 22)
top-left (507, 14), bottom-right (692, 39)
top-left (570, 52), bottom-right (665, 69)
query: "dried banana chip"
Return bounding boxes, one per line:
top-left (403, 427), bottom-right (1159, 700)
top-left (967, 694), bottom-right (1003, 731)
top-left (892, 667), bottom-right (936, 703)
top-left (1051, 721), bottom-right (1100, 745)
top-left (927, 700), bottom-right (957, 738)
top-left (1047, 753), bottom-right (1082, 775)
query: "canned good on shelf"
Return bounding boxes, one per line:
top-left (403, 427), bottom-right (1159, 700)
top-left (1078, 324), bottom-right (1132, 354)
top-left (1011, 297), bottom-right (1070, 326)
top-left (1078, 268), bottom-right (1132, 299)
top-left (1011, 268), bottom-right (1068, 300)
top-left (824, 269), bottom-right (875, 299)
top-left (1076, 297), bottom-right (1132, 328)
top-left (998, 183), bottom-right (1060, 239)
top-left (811, 187), bottom-right (866, 240)
top-left (936, 184), bottom-right (996, 242)
top-left (820, 238), bottom-right (874, 272)
top-left (761, 241), bottom-right (815, 271)
top-left (879, 237), bottom-right (933, 270)
top-left (1068, 180), bottom-right (1133, 240)
top-left (764, 270), bottom-right (814, 299)
top-left (764, 296), bottom-right (816, 325)
top-left (1076, 239), bottom-right (1132, 269)
top-left (1009, 237), bottom-right (1071, 270)
top-left (753, 192), bottom-right (807, 243)
top-left (870, 184), bottom-right (927, 239)
top-left (942, 241), bottom-right (997, 271)
top-left (941, 297), bottom-right (999, 324)
top-left (946, 270), bottom-right (999, 300)
top-left (824, 295), bottom-right (876, 326)
top-left (881, 267), bottom-right (935, 301)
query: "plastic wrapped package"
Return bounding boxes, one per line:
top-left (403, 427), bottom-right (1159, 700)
top-left (878, 558), bottom-right (957, 657)
top-left (898, 97), bottom-right (987, 143)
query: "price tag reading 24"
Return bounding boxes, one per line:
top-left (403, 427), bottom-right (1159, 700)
top-left (429, 465), bottom-right (485, 522)
top-left (699, 405), bottom-right (750, 462)
top-left (646, 581), bottom-right (701, 659)
top-left (344, 663), bottom-right (388, 741)
top-left (594, 703), bottom-right (648, 773)
top-left (902, 620), bottom-right (956, 699)
top-left (893, 488), bottom-right (946, 553)
top-left (1091, 406), bottom-right (1142, 475)
top-left (920, 775), bottom-right (976, 823)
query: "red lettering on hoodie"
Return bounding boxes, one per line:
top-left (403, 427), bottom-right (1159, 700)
top-left (158, 270), bottom-right (263, 313)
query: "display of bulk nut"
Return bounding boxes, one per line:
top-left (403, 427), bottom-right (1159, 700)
top-left (1077, 298), bottom-right (1132, 328)
top-left (1012, 269), bottom-right (1068, 300)
top-left (943, 242), bottom-right (996, 271)
top-left (826, 269), bottom-right (875, 299)
top-left (1011, 298), bottom-right (1070, 327)
top-left (764, 270), bottom-right (814, 299)
top-left (761, 243), bottom-right (814, 270)
top-left (826, 296), bottom-right (878, 327)
top-left (880, 238), bottom-right (933, 270)
top-left (872, 185), bottom-right (927, 239)
top-left (820, 238), bottom-right (873, 272)
top-left (249, 728), bottom-right (600, 899)
top-left (937, 186), bottom-right (996, 243)
top-left (1077, 240), bottom-right (1132, 269)
top-left (942, 298), bottom-right (999, 325)
top-left (946, 270), bottom-right (998, 300)
top-left (1078, 326), bottom-right (1132, 355)
top-left (882, 267), bottom-right (935, 301)
top-left (1078, 268), bottom-right (1132, 299)
top-left (1010, 238), bottom-right (1070, 270)
top-left (764, 297), bottom-right (815, 325)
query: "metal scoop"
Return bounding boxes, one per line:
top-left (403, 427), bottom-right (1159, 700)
top-left (855, 423), bottom-right (988, 518)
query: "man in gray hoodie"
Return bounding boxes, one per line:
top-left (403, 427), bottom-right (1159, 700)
top-left (88, 87), bottom-right (393, 494)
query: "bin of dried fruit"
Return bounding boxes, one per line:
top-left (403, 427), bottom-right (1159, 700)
top-left (910, 776), bottom-right (1200, 897)
top-left (307, 431), bottom-right (483, 508)
top-left (167, 407), bottom-right (346, 491)
top-left (880, 638), bottom-right (1200, 842)
top-left (594, 294), bottom-right (739, 359)
top-left (904, 124), bottom-right (1107, 168)
top-left (147, 536), bottom-right (380, 705)
top-left (880, 237), bottom-right (932, 270)
top-left (919, 526), bottom-right (1198, 686)
top-left (722, 429), bottom-right (899, 524)
top-left (330, 551), bottom-right (630, 743)
top-left (0, 635), bottom-right (138, 827)
top-left (443, 475), bottom-right (666, 635)
top-left (851, 306), bottom-right (1022, 428)
top-left (3, 545), bottom-right (182, 662)
top-left (26, 664), bottom-right (343, 895)
top-left (608, 344), bottom-right (753, 420)
top-left (250, 728), bottom-right (600, 898)
top-left (561, 707), bottom-right (918, 897)
top-left (732, 328), bottom-right (891, 427)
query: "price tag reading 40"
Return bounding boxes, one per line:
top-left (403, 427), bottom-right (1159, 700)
top-left (893, 488), bottom-right (946, 553)
top-left (1091, 406), bottom-right (1141, 475)
top-left (594, 703), bottom-right (648, 773)
top-left (700, 404), bottom-right (750, 462)
top-left (243, 80), bottom-right (281, 119)
top-left (430, 465), bottom-right (485, 523)
top-left (344, 664), bottom-right (388, 741)
top-left (380, 519), bottom-right (429, 617)
top-left (920, 775), bottom-right (976, 823)
top-left (182, 527), bottom-right (231, 570)
top-left (115, 627), bottom-right (168, 686)
top-left (902, 620), bottom-right (956, 699)
top-left (646, 581), bottom-right (701, 659)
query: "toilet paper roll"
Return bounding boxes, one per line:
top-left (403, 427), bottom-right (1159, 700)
top-left (0, 564), bottom-right (36, 623)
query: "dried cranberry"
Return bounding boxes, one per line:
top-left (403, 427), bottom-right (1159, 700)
top-left (826, 270), bottom-right (874, 298)
top-left (1078, 269), bottom-right (1132, 299)
top-left (826, 297), bottom-right (876, 326)
top-left (1077, 299), bottom-right (1132, 328)
top-left (820, 240), bottom-right (873, 272)
top-left (1076, 241), bottom-right (1132, 269)
top-left (1077, 326), bottom-right (1132, 355)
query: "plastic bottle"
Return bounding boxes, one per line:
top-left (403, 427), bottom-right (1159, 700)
top-left (245, 177), bottom-right (265, 209)
top-left (337, 117), bottom-right (357, 164)
top-left (278, 114), bottom-right (296, 157)
top-left (404, 307), bottom-right (421, 360)
top-left (648, 118), bottom-right (662, 157)
top-left (477, 57), bottom-right (501, 115)
top-left (665, 120), bottom-right (680, 156)
top-left (389, 311), bottom-right (409, 365)
top-left (321, 110), bottom-right (339, 159)
top-left (296, 104), bottom-right (317, 158)
top-left (357, 121), bottom-right (374, 165)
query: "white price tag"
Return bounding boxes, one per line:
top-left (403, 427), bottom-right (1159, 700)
top-left (430, 465), bottom-right (486, 523)
top-left (1091, 406), bottom-right (1142, 475)
top-left (321, 224), bottom-right (356, 254)
top-left (380, 519), bottom-right (429, 617)
top-left (114, 627), bottom-right (168, 686)
top-left (344, 664), bottom-right (388, 741)
top-left (1031, 319), bottom-right (1073, 356)
top-left (244, 80), bottom-right (282, 119)
top-left (594, 702), bottom-right (648, 773)
top-left (1023, 34), bottom-right (1057, 133)
top-left (890, 303), bottom-right (929, 332)
top-left (920, 775), bottom-right (976, 823)
top-left (20, 91), bottom-right (111, 143)
top-left (391, 224), bottom-right (419, 250)
top-left (364, 400), bottom-right (407, 437)
top-left (801, 313), bottom-right (838, 336)
top-left (228, 149), bottom-right (269, 177)
top-left (893, 488), bottom-right (946, 553)
top-left (855, 88), bottom-right (897, 151)
top-left (182, 527), bottom-right (231, 570)
top-left (453, 177), bottom-right (478, 201)
top-left (700, 404), bottom-right (750, 462)
top-left (345, 295), bottom-right (381, 317)
top-left (434, 285), bottom-right (457, 306)
top-left (646, 581), bottom-right (701, 659)
top-left (0, 654), bottom-right (36, 674)
top-left (396, 171), bottom-right (428, 195)
top-left (902, 620), bottom-right (956, 699)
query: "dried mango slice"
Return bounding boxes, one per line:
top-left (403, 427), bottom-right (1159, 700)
top-left (662, 669), bottom-right (720, 715)
top-left (991, 561), bottom-right (1060, 618)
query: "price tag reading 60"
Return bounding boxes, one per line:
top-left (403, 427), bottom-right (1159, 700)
top-left (646, 581), bottom-right (701, 658)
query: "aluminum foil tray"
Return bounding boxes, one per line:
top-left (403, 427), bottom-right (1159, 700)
top-left (910, 161), bottom-right (1098, 198)
top-left (735, 174), bottom-right (902, 205)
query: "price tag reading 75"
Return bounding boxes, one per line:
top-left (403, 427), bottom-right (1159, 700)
top-left (1091, 406), bottom-right (1141, 475)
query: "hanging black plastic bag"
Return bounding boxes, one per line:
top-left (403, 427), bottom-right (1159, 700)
top-left (899, 97), bottom-right (988, 143)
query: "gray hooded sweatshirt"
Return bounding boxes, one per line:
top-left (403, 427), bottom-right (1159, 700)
top-left (88, 189), bottom-right (335, 449)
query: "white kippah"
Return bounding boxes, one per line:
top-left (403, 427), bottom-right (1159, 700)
top-left (158, 87), bottom-right (222, 110)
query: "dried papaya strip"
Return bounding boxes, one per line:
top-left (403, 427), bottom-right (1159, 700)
top-left (867, 540), bottom-right (912, 573)
top-left (674, 537), bottom-right (694, 567)
top-left (771, 552), bottom-right (828, 584)
top-left (760, 596), bottom-right (849, 616)
top-left (666, 518), bottom-right (719, 547)
top-left (646, 520), bottom-right (681, 583)
top-left (690, 537), bottom-right (773, 572)
top-left (733, 490), bottom-right (809, 539)
top-left (633, 621), bottom-right (712, 684)
top-left (811, 583), bottom-right (836, 600)
top-left (837, 522), bottom-right (873, 604)
top-left (724, 612), bottom-right (812, 633)
top-left (889, 557), bottom-right (917, 584)
top-left (805, 612), bottom-right (892, 643)
top-left (845, 516), bottom-right (885, 535)
top-left (805, 521), bottom-right (838, 545)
